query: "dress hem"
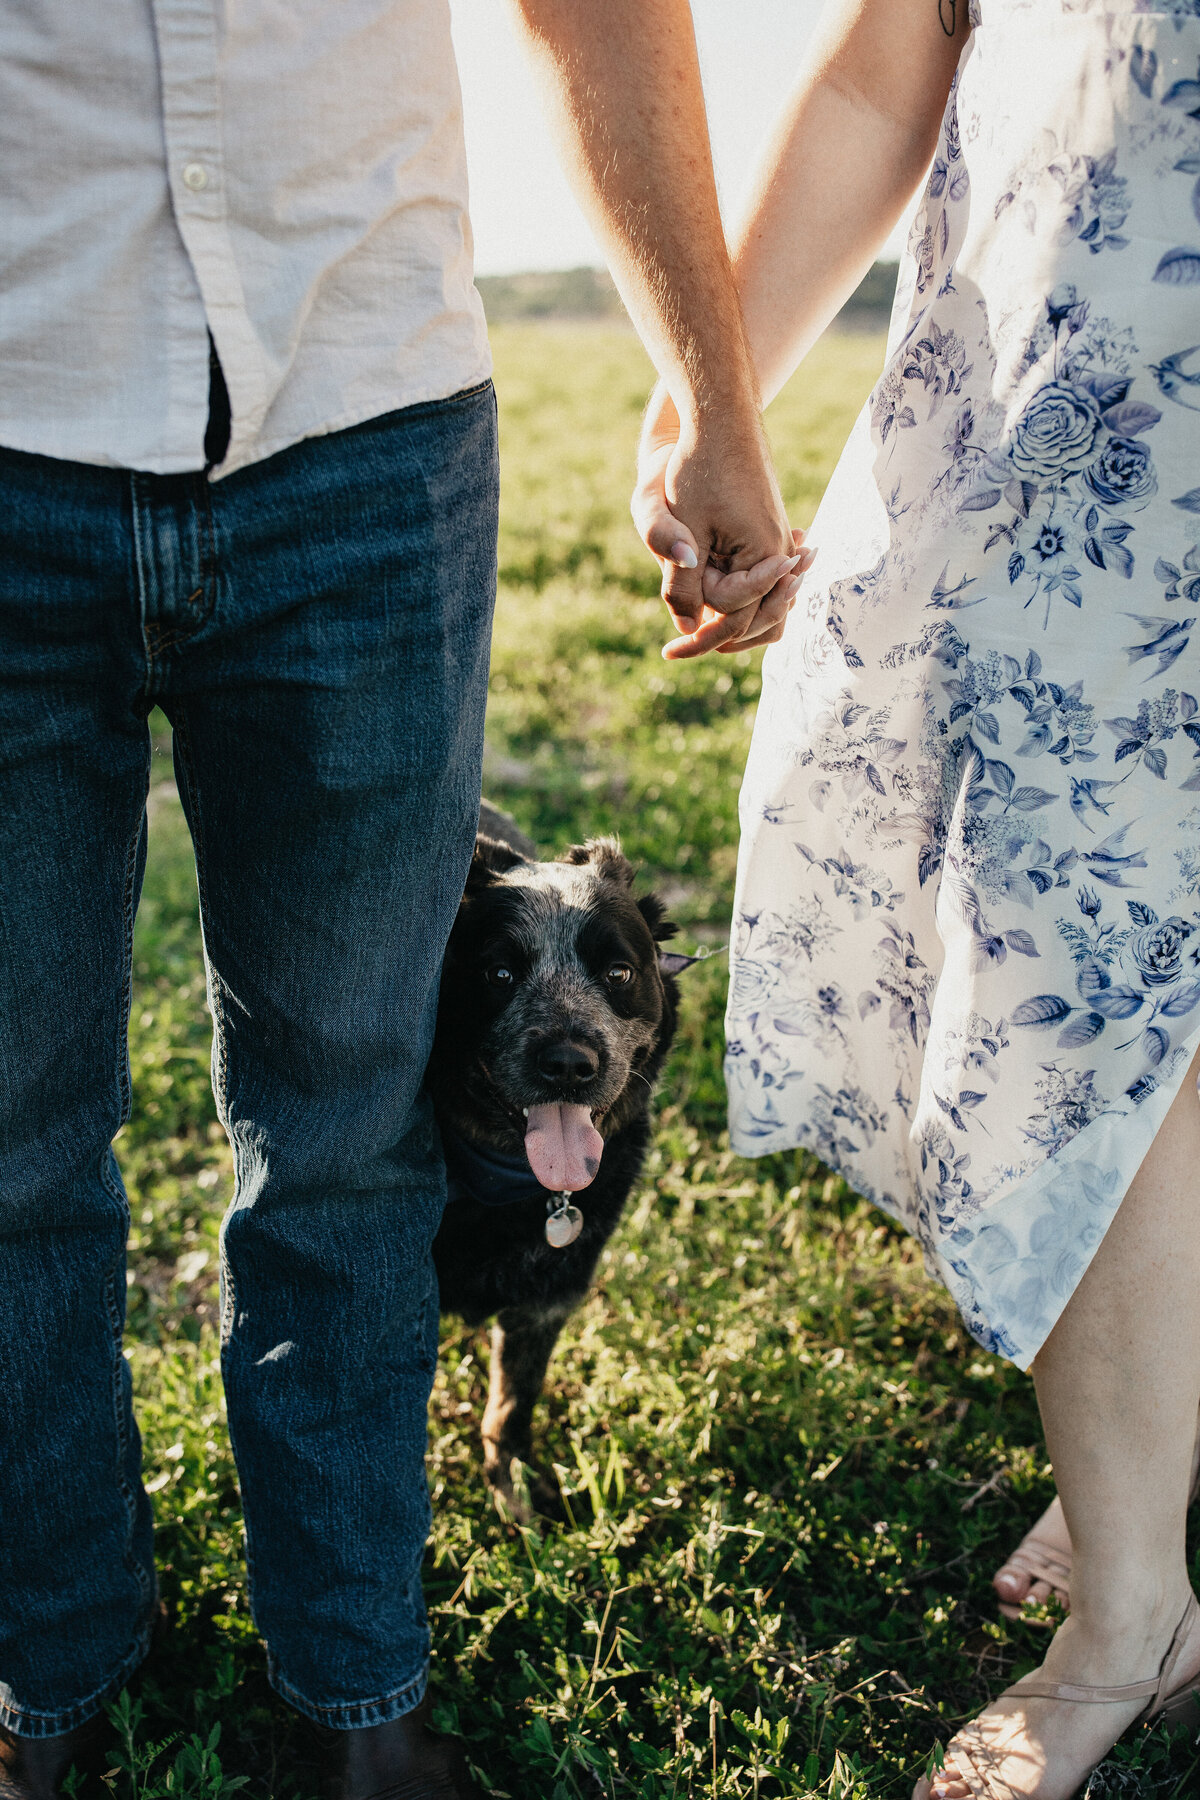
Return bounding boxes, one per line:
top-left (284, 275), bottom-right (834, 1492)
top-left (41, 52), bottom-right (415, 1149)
top-left (729, 1019), bottom-right (1200, 1372)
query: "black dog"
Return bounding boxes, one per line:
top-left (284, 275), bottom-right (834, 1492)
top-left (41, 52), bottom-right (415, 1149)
top-left (429, 807), bottom-right (694, 1515)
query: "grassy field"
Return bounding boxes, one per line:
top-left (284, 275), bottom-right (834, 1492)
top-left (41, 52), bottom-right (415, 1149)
top-left (106, 324), bottom-right (1199, 1800)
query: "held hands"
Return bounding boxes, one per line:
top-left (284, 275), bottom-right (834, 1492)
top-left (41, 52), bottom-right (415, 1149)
top-left (632, 382), bottom-right (814, 659)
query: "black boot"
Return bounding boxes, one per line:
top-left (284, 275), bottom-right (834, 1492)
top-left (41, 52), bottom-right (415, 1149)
top-left (314, 1696), bottom-right (482, 1800)
top-left (0, 1718), bottom-right (104, 1800)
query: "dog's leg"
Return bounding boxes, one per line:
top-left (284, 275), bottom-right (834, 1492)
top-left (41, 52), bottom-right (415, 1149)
top-left (482, 1304), bottom-right (572, 1518)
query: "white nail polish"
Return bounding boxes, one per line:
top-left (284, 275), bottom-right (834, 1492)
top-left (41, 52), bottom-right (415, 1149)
top-left (670, 541), bottom-right (698, 570)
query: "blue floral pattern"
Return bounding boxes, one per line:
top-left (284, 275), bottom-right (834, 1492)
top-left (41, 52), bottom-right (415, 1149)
top-left (727, 0), bottom-right (1200, 1369)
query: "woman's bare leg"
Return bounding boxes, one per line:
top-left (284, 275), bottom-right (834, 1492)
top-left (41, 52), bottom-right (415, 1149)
top-left (926, 1048), bottom-right (1200, 1800)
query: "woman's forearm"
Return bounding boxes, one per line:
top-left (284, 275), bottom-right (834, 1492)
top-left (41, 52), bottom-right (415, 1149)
top-left (733, 0), bottom-right (969, 404)
top-left (733, 86), bottom-right (936, 404)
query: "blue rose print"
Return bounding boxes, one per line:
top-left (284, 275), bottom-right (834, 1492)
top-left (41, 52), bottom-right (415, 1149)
top-left (1129, 916), bottom-right (1192, 985)
top-left (1084, 436), bottom-right (1157, 505)
top-left (1010, 382), bottom-right (1102, 480)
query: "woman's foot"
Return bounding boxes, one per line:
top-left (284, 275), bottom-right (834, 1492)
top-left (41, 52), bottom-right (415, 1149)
top-left (914, 1589), bottom-right (1200, 1800)
top-left (993, 1495), bottom-right (1072, 1619)
top-left (993, 1420), bottom-right (1200, 1619)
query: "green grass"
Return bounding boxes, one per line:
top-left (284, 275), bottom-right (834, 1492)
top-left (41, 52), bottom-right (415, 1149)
top-left (102, 324), bottom-right (1199, 1799)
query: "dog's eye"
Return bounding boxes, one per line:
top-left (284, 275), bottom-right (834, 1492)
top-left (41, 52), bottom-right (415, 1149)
top-left (486, 964), bottom-right (515, 990)
top-left (605, 963), bottom-right (633, 986)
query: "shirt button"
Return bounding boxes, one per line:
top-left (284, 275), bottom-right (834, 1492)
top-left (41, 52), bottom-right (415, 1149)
top-left (182, 162), bottom-right (209, 191)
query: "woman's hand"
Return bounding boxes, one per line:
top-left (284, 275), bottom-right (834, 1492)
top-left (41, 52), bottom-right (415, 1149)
top-left (632, 382), bottom-right (813, 659)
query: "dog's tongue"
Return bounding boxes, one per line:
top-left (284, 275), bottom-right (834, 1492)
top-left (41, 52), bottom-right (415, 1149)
top-left (524, 1103), bottom-right (604, 1192)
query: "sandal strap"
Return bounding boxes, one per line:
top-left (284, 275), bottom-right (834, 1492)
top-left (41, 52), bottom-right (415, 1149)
top-left (997, 1538), bottom-right (1073, 1590)
top-left (1007, 1674), bottom-right (1160, 1705)
top-left (1005, 1594), bottom-right (1200, 1713)
top-left (1147, 1592), bottom-right (1200, 1719)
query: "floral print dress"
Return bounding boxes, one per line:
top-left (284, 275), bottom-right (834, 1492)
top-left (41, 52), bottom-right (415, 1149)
top-left (727, 0), bottom-right (1200, 1367)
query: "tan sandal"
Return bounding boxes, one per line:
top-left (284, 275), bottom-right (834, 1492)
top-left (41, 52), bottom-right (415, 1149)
top-left (912, 1594), bottom-right (1200, 1800)
top-left (993, 1496), bottom-right (1074, 1621)
top-left (995, 1462), bottom-right (1200, 1621)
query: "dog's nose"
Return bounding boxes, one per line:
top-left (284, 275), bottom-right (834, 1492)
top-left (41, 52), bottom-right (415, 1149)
top-left (535, 1039), bottom-right (600, 1086)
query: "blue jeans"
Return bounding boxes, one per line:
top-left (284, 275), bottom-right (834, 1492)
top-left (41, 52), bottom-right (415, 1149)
top-left (0, 386), bottom-right (498, 1734)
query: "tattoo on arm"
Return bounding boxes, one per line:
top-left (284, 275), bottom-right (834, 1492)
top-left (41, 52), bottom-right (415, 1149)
top-left (939, 0), bottom-right (957, 36)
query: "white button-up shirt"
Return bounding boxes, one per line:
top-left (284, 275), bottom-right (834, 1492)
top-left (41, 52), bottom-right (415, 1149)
top-left (0, 1), bottom-right (492, 479)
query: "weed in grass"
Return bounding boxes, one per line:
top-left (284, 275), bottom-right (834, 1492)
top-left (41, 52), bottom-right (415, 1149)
top-left (68, 1692), bottom-right (249, 1800)
top-left (87, 323), bottom-right (1200, 1797)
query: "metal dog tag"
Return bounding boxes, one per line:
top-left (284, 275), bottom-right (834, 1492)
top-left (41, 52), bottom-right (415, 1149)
top-left (545, 1195), bottom-right (583, 1248)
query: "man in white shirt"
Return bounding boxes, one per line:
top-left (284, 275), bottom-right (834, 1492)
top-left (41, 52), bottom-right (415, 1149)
top-left (0, 4), bottom-right (797, 1795)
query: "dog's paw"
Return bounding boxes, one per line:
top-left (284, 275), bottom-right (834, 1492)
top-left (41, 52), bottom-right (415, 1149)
top-left (484, 1451), bottom-right (564, 1525)
top-left (526, 1469), bottom-right (567, 1522)
top-left (485, 1452), bottom-right (536, 1524)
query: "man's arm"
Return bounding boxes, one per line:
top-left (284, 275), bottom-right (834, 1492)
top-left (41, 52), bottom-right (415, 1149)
top-left (509, 0), bottom-right (798, 654)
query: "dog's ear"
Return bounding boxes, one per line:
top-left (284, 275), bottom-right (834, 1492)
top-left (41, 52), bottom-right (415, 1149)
top-left (635, 891), bottom-right (707, 974)
top-left (658, 948), bottom-right (706, 976)
top-left (464, 834), bottom-right (527, 895)
top-left (562, 836), bottom-right (635, 886)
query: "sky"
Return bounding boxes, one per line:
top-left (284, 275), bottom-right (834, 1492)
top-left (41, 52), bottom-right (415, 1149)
top-left (449, 0), bottom-right (915, 277)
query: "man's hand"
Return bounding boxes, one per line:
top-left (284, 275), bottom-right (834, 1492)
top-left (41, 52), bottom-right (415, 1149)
top-left (632, 383), bottom-right (813, 659)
